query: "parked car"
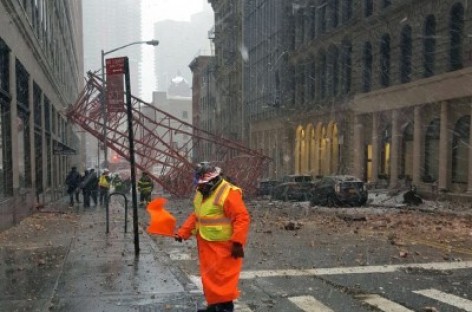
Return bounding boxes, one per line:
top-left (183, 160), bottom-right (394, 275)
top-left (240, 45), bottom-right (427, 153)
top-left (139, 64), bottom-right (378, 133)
top-left (256, 180), bottom-right (280, 196)
top-left (310, 175), bottom-right (368, 207)
top-left (271, 175), bottom-right (316, 202)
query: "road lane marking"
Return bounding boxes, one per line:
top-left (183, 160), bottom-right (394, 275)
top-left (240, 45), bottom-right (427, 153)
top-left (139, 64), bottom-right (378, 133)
top-left (289, 296), bottom-right (334, 312)
top-left (414, 289), bottom-right (472, 311)
top-left (239, 260), bottom-right (472, 279)
top-left (188, 275), bottom-right (203, 293)
top-left (235, 303), bottom-right (253, 312)
top-left (360, 294), bottom-right (414, 312)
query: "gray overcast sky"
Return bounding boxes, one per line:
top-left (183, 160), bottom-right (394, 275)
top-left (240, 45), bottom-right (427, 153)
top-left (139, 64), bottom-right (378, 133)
top-left (140, 0), bottom-right (212, 101)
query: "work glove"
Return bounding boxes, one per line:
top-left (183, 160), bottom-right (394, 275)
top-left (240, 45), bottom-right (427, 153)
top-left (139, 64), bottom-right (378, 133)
top-left (174, 234), bottom-right (182, 243)
top-left (231, 242), bottom-right (244, 259)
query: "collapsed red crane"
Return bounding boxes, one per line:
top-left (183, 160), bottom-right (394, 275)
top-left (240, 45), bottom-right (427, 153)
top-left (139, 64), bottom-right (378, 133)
top-left (66, 72), bottom-right (270, 197)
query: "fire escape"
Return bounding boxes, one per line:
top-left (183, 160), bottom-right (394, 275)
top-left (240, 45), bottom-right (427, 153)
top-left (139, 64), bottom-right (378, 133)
top-left (66, 72), bottom-right (270, 197)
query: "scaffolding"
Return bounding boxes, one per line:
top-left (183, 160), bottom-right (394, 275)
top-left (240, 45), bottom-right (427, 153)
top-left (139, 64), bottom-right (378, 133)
top-left (66, 72), bottom-right (270, 197)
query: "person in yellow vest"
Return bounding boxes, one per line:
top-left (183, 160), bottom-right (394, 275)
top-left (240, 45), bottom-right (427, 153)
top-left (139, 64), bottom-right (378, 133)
top-left (175, 162), bottom-right (250, 312)
top-left (98, 169), bottom-right (111, 206)
top-left (137, 171), bottom-right (154, 207)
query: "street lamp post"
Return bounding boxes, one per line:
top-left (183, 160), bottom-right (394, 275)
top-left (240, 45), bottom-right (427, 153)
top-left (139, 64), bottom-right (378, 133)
top-left (100, 40), bottom-right (159, 169)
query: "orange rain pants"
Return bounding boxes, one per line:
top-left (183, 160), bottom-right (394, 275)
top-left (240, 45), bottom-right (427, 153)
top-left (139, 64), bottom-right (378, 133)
top-left (177, 189), bottom-right (250, 305)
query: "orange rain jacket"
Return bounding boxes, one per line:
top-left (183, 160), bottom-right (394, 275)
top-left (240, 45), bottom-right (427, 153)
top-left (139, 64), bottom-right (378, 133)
top-left (177, 182), bottom-right (251, 305)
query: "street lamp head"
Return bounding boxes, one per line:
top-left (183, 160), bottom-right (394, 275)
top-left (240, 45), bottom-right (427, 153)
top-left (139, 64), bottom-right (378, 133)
top-left (146, 40), bottom-right (159, 46)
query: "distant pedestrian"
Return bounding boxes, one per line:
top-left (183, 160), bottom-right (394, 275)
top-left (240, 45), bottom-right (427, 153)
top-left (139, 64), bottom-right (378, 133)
top-left (82, 168), bottom-right (98, 207)
top-left (98, 169), bottom-right (111, 206)
top-left (65, 166), bottom-right (81, 207)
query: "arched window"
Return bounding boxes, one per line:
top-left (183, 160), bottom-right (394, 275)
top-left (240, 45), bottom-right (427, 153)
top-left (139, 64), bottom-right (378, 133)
top-left (319, 50), bottom-right (327, 98)
top-left (424, 118), bottom-right (440, 182)
top-left (423, 15), bottom-right (436, 77)
top-left (329, 0), bottom-right (339, 28)
top-left (342, 0), bottom-right (353, 23)
top-left (449, 2), bottom-right (464, 71)
top-left (380, 34), bottom-right (391, 87)
top-left (452, 116), bottom-right (470, 183)
top-left (364, 0), bottom-right (373, 17)
top-left (328, 45), bottom-right (339, 96)
top-left (362, 42), bottom-right (373, 92)
top-left (400, 25), bottom-right (412, 83)
top-left (341, 39), bottom-right (352, 94)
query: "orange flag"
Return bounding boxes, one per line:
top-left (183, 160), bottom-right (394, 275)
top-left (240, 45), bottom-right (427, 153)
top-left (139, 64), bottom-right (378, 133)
top-left (146, 197), bottom-right (176, 237)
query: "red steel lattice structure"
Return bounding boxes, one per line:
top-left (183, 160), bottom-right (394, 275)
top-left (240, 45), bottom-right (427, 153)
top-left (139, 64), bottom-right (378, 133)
top-left (66, 72), bottom-right (270, 197)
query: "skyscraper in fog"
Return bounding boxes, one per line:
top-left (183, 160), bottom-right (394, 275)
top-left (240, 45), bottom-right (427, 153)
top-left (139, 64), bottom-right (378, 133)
top-left (82, 0), bottom-right (142, 95)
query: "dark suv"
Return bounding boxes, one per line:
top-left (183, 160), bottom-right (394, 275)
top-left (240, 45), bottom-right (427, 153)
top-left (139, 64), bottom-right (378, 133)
top-left (256, 180), bottom-right (280, 197)
top-left (271, 175), bottom-right (316, 202)
top-left (310, 175), bottom-right (368, 207)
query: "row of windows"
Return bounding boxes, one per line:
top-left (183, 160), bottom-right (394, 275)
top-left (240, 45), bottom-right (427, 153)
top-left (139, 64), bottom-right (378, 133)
top-left (293, 2), bottom-right (466, 105)
top-left (294, 0), bottom-right (393, 48)
top-left (18, 0), bottom-right (80, 102)
top-left (0, 38), bottom-right (76, 196)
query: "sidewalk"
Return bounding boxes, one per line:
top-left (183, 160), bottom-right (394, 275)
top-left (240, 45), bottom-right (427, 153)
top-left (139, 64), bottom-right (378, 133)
top-left (0, 197), bottom-right (202, 312)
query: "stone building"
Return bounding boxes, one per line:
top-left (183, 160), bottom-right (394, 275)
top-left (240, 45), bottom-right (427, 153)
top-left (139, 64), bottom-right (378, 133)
top-left (0, 0), bottom-right (84, 230)
top-left (189, 55), bottom-right (217, 162)
top-left (208, 0), bottom-right (244, 145)
top-left (242, 0), bottom-right (472, 198)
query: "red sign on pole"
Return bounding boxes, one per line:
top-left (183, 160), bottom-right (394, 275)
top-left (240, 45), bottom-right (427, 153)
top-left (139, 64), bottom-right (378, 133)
top-left (106, 57), bottom-right (126, 113)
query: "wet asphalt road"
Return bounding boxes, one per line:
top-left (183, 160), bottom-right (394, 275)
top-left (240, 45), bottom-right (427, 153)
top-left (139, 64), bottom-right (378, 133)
top-left (143, 196), bottom-right (472, 312)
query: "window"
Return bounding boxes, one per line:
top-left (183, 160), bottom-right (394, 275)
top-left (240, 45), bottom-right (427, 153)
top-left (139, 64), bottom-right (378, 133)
top-left (364, 0), bottom-right (373, 17)
top-left (318, 2), bottom-right (327, 34)
top-left (449, 3), bottom-right (464, 71)
top-left (182, 111), bottom-right (188, 119)
top-left (328, 0), bottom-right (338, 28)
top-left (342, 0), bottom-right (353, 23)
top-left (383, 0), bottom-right (392, 8)
top-left (380, 34), bottom-right (391, 87)
top-left (319, 50), bottom-right (327, 99)
top-left (452, 116), bottom-right (470, 183)
top-left (341, 39), bottom-right (352, 94)
top-left (362, 42), bottom-right (372, 92)
top-left (400, 25), bottom-right (412, 83)
top-left (16, 59), bottom-right (32, 188)
top-left (424, 119), bottom-right (440, 182)
top-left (310, 7), bottom-right (316, 39)
top-left (423, 15), bottom-right (436, 77)
top-left (328, 45), bottom-right (339, 96)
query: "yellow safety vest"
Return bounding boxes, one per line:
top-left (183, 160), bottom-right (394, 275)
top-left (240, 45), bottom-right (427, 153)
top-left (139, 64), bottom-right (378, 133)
top-left (99, 175), bottom-right (110, 188)
top-left (193, 179), bottom-right (241, 241)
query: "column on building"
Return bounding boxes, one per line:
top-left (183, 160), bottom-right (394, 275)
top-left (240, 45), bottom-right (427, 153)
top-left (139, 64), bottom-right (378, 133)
top-left (438, 102), bottom-right (449, 190)
top-left (353, 114), bottom-right (364, 179)
top-left (468, 102), bottom-right (472, 193)
top-left (412, 106), bottom-right (422, 186)
top-left (389, 110), bottom-right (400, 188)
top-left (371, 113), bottom-right (380, 184)
top-left (9, 52), bottom-right (19, 190)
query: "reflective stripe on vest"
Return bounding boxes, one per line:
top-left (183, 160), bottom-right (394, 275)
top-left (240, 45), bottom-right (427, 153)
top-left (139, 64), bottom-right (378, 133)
top-left (193, 179), bottom-right (241, 241)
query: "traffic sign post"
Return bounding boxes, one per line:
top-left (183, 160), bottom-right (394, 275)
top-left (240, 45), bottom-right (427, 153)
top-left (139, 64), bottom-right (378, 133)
top-left (105, 56), bottom-right (140, 256)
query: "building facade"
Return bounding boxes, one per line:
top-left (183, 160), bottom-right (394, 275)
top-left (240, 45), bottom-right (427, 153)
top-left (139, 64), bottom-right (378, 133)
top-left (189, 55), bottom-right (217, 162)
top-left (0, 0), bottom-right (84, 230)
top-left (208, 0), bottom-right (244, 145)
top-left (205, 0), bottom-right (472, 198)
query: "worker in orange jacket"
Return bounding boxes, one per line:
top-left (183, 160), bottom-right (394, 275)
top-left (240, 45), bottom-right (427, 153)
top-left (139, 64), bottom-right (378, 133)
top-left (175, 162), bottom-right (250, 312)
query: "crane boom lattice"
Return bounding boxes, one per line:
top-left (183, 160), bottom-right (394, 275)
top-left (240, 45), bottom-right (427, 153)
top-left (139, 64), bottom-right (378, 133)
top-left (66, 72), bottom-right (270, 197)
